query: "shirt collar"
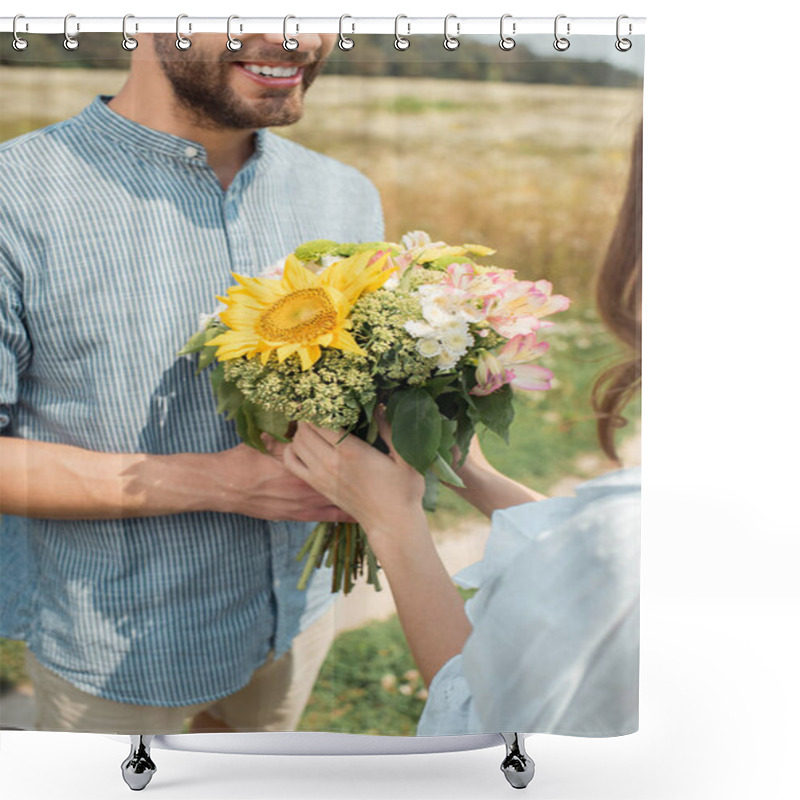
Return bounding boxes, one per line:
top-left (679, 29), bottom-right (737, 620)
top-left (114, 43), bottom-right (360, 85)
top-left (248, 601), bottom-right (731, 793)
top-left (79, 95), bottom-right (269, 163)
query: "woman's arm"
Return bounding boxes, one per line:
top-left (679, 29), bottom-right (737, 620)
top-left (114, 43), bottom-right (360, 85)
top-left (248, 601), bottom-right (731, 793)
top-left (0, 436), bottom-right (351, 522)
top-left (448, 435), bottom-right (546, 516)
top-left (281, 421), bottom-right (472, 686)
top-left (366, 511), bottom-right (472, 687)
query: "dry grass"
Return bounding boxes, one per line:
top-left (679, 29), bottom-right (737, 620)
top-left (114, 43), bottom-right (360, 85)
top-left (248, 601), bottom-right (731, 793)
top-left (0, 68), bottom-right (642, 304)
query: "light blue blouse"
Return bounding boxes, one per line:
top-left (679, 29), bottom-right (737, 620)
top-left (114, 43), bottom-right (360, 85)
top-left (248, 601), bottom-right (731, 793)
top-left (418, 467), bottom-right (640, 737)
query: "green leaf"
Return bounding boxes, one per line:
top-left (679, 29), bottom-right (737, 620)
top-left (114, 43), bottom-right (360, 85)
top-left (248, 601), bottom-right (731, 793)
top-left (177, 328), bottom-right (209, 356)
top-left (438, 417), bottom-right (456, 457)
top-left (423, 374), bottom-right (458, 398)
top-left (389, 388), bottom-right (442, 474)
top-left (422, 469), bottom-right (440, 511)
top-left (195, 345), bottom-right (217, 374)
top-left (208, 363), bottom-right (226, 392)
top-left (251, 404), bottom-right (291, 442)
top-left (214, 380), bottom-right (246, 417)
top-left (428, 255), bottom-right (473, 270)
top-left (366, 414), bottom-right (379, 444)
top-left (469, 384), bottom-right (515, 443)
top-left (431, 453), bottom-right (465, 488)
top-left (454, 414), bottom-right (475, 467)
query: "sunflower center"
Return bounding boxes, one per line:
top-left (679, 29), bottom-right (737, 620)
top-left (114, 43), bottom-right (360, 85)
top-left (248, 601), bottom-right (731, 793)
top-left (257, 288), bottom-right (338, 343)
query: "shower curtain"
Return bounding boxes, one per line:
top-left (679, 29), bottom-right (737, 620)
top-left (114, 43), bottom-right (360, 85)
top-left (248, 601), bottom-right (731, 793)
top-left (0, 24), bottom-right (643, 752)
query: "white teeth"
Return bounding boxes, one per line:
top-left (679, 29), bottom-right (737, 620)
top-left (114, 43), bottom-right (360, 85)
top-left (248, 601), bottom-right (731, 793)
top-left (242, 64), bottom-right (300, 78)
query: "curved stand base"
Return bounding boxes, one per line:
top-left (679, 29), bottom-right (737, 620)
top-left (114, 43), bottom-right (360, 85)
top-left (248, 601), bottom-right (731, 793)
top-left (117, 731), bottom-right (533, 790)
top-left (500, 733), bottom-right (535, 790)
top-left (121, 735), bottom-right (156, 791)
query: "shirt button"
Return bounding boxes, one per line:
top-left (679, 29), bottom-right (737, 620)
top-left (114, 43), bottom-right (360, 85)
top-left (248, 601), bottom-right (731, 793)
top-left (184, 146), bottom-right (199, 158)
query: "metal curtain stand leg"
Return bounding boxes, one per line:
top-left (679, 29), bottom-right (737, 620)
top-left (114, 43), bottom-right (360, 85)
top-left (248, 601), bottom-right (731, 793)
top-left (121, 735), bottom-right (157, 791)
top-left (500, 733), bottom-right (535, 789)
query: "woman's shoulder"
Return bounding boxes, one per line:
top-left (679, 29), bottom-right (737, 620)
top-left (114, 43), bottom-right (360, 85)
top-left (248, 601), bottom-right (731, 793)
top-left (456, 467), bottom-right (641, 591)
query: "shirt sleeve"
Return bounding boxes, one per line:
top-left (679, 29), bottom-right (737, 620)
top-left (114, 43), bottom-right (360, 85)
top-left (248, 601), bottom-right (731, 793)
top-left (0, 249), bottom-right (31, 434)
top-left (416, 654), bottom-right (481, 736)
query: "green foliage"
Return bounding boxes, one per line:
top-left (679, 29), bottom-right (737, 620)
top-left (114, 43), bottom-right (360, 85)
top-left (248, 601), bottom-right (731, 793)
top-left (387, 387), bottom-right (442, 473)
top-left (0, 638), bottom-right (27, 693)
top-left (297, 614), bottom-right (426, 736)
top-left (469, 384), bottom-right (515, 443)
top-left (293, 240), bottom-right (339, 261)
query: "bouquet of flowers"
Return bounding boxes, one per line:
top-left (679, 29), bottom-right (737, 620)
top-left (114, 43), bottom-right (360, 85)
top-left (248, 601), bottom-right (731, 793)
top-left (180, 232), bottom-right (569, 594)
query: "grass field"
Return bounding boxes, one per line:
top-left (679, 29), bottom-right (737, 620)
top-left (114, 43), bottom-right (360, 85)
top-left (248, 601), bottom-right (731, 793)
top-left (0, 67), bottom-right (642, 732)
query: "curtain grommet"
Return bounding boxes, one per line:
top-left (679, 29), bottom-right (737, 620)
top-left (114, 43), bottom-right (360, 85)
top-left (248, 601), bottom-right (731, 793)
top-left (499, 14), bottom-right (516, 51)
top-left (443, 14), bottom-right (460, 51)
top-left (175, 14), bottom-right (192, 50)
top-left (226, 15), bottom-right (243, 52)
top-left (553, 14), bottom-right (570, 52)
top-left (394, 15), bottom-right (410, 50)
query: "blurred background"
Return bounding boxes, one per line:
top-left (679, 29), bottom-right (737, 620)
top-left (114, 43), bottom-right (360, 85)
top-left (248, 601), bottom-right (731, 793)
top-left (0, 34), bottom-right (643, 735)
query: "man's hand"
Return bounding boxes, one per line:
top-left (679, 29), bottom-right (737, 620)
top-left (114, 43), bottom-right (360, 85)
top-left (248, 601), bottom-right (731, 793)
top-left (208, 443), bottom-right (354, 523)
top-left (0, 437), bottom-right (352, 522)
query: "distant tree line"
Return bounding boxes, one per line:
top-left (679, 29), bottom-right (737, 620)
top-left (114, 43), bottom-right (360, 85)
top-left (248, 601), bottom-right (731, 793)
top-left (0, 33), bottom-right (640, 88)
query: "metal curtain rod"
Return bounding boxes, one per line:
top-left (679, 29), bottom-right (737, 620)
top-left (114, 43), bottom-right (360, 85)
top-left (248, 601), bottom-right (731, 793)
top-left (0, 16), bottom-right (646, 36)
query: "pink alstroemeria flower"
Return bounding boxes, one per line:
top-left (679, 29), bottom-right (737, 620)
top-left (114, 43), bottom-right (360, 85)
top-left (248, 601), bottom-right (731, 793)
top-left (483, 279), bottom-right (570, 338)
top-left (471, 334), bottom-right (553, 396)
top-left (442, 263), bottom-right (515, 299)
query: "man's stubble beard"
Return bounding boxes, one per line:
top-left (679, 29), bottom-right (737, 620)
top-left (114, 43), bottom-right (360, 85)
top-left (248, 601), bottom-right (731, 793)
top-left (151, 35), bottom-right (327, 131)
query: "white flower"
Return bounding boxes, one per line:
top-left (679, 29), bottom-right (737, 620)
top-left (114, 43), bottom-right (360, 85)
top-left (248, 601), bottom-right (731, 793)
top-left (401, 230), bottom-right (433, 250)
top-left (441, 327), bottom-right (473, 358)
top-left (417, 338), bottom-right (443, 358)
top-left (258, 256), bottom-right (287, 280)
top-left (436, 353), bottom-right (459, 371)
top-left (383, 272), bottom-right (400, 290)
top-left (197, 302), bottom-right (226, 331)
top-left (404, 320), bottom-right (436, 338)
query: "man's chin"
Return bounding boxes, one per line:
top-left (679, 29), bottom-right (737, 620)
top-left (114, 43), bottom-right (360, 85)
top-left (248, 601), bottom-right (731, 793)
top-left (243, 91), bottom-right (307, 128)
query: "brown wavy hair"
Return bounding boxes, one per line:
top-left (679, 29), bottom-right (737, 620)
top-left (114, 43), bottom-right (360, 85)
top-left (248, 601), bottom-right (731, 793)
top-left (592, 122), bottom-right (643, 461)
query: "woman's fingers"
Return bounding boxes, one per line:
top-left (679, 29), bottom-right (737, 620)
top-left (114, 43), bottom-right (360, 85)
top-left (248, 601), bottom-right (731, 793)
top-left (300, 422), bottom-right (346, 448)
top-left (283, 444), bottom-right (310, 480)
top-left (376, 410), bottom-right (401, 462)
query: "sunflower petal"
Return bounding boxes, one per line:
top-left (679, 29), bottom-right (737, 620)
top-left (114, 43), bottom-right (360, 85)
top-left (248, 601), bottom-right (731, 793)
top-left (331, 328), bottom-right (367, 357)
top-left (282, 254), bottom-right (317, 291)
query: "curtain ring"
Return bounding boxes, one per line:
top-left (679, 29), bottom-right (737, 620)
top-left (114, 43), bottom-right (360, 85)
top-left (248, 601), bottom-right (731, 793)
top-left (227, 15), bottom-right (243, 51)
top-left (443, 14), bottom-right (460, 51)
top-left (394, 15), bottom-right (410, 51)
top-left (12, 15), bottom-right (28, 51)
top-left (63, 13), bottom-right (79, 51)
top-left (615, 15), bottom-right (632, 51)
top-left (338, 14), bottom-right (355, 50)
top-left (122, 15), bottom-right (138, 51)
top-left (499, 14), bottom-right (516, 51)
top-left (283, 15), bottom-right (299, 51)
top-left (553, 14), bottom-right (570, 51)
top-left (175, 14), bottom-right (192, 50)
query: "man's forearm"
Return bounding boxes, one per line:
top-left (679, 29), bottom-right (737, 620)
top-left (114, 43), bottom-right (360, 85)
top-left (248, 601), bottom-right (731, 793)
top-left (0, 437), bottom-right (211, 519)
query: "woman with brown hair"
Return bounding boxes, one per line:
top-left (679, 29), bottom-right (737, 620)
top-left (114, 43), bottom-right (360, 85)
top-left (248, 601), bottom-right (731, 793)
top-left (271, 124), bottom-right (642, 750)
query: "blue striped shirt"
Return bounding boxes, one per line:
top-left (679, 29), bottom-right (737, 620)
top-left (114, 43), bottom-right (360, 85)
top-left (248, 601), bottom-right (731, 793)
top-left (0, 95), bottom-right (384, 706)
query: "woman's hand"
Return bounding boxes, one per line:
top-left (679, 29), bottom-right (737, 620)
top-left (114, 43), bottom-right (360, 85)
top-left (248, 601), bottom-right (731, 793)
top-left (275, 418), bottom-right (427, 553)
top-left (272, 418), bottom-right (472, 686)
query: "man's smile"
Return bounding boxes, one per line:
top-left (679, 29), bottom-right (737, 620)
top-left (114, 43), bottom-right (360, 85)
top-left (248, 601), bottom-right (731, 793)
top-left (233, 61), bottom-right (305, 88)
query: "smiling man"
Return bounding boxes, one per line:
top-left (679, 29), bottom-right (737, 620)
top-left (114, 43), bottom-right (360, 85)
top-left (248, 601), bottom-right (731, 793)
top-left (0, 32), bottom-right (383, 735)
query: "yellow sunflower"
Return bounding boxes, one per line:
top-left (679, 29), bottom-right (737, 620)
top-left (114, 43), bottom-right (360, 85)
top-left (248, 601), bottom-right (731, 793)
top-left (206, 250), bottom-right (394, 370)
